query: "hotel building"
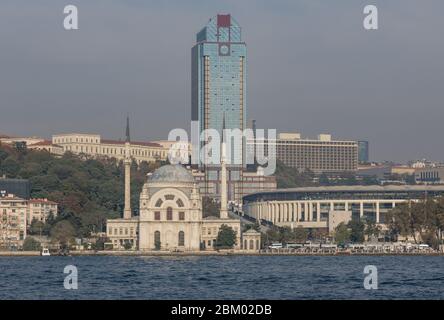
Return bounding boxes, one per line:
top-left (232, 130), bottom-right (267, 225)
top-left (248, 133), bottom-right (358, 174)
top-left (191, 14), bottom-right (247, 167)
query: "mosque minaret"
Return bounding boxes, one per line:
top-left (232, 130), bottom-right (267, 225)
top-left (220, 117), bottom-right (228, 219)
top-left (123, 115), bottom-right (132, 219)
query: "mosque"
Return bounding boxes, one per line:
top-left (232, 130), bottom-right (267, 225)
top-left (105, 118), bottom-right (261, 252)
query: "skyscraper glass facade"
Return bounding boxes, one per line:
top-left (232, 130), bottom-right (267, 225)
top-left (192, 14), bottom-right (247, 166)
top-left (358, 141), bottom-right (369, 163)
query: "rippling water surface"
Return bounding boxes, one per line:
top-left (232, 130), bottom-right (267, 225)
top-left (0, 256), bottom-right (443, 299)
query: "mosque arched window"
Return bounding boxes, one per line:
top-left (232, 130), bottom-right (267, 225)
top-left (176, 199), bottom-right (184, 207)
top-left (179, 212), bottom-right (185, 221)
top-left (155, 199), bottom-right (163, 207)
top-left (154, 231), bottom-right (161, 250)
top-left (178, 231), bottom-right (185, 246)
top-left (167, 207), bottom-right (173, 220)
top-left (249, 240), bottom-right (254, 250)
top-left (244, 240), bottom-right (247, 249)
top-left (165, 194), bottom-right (175, 200)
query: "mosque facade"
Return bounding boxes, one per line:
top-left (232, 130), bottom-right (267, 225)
top-left (106, 118), bottom-right (259, 251)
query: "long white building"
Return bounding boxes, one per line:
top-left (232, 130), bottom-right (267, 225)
top-left (243, 185), bottom-right (444, 231)
top-left (52, 133), bottom-right (169, 164)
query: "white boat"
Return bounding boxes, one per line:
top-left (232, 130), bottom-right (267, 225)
top-left (41, 248), bottom-right (51, 256)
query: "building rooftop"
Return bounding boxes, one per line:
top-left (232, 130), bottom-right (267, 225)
top-left (247, 185), bottom-right (444, 195)
top-left (0, 194), bottom-right (26, 201)
top-left (53, 133), bottom-right (100, 137)
top-left (243, 185), bottom-right (444, 203)
top-left (29, 140), bottom-right (60, 147)
top-left (101, 139), bottom-right (162, 148)
top-left (243, 229), bottom-right (261, 235)
top-left (148, 165), bottom-right (195, 184)
top-left (28, 198), bottom-right (57, 205)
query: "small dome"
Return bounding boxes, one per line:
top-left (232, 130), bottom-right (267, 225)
top-left (148, 165), bottom-right (194, 183)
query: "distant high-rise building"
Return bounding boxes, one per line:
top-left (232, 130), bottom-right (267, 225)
top-left (358, 141), bottom-right (369, 163)
top-left (191, 14), bottom-right (247, 166)
top-left (248, 133), bottom-right (358, 174)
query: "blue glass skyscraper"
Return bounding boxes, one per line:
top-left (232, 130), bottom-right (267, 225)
top-left (192, 14), bottom-right (247, 166)
top-left (358, 141), bottom-right (369, 163)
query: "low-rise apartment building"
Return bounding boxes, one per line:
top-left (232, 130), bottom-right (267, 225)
top-left (27, 198), bottom-right (58, 224)
top-left (0, 194), bottom-right (27, 249)
top-left (0, 194), bottom-right (59, 249)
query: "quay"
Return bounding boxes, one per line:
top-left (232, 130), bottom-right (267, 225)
top-left (0, 249), bottom-right (442, 257)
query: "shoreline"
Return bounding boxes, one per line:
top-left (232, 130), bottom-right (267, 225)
top-left (0, 250), bottom-right (442, 257)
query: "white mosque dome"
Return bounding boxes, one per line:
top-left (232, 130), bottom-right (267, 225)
top-left (148, 165), bottom-right (194, 183)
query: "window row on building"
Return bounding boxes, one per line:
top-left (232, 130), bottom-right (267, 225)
top-left (51, 133), bottom-right (170, 163)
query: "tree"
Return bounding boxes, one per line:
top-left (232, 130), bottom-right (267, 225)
top-left (293, 226), bottom-right (308, 243)
top-left (14, 141), bottom-right (27, 154)
top-left (123, 240), bottom-right (133, 250)
top-left (154, 238), bottom-right (161, 250)
top-left (0, 144), bottom-right (164, 238)
top-left (386, 202), bottom-right (414, 241)
top-left (1, 157), bottom-right (20, 176)
top-left (278, 226), bottom-right (294, 244)
top-left (29, 219), bottom-right (46, 236)
top-left (50, 220), bottom-right (76, 245)
top-left (243, 222), bottom-right (261, 233)
top-left (386, 199), bottom-right (444, 247)
top-left (274, 160), bottom-right (316, 188)
top-left (265, 226), bottom-right (281, 244)
top-left (334, 222), bottom-right (350, 245)
top-left (92, 237), bottom-right (109, 251)
top-left (43, 212), bottom-right (56, 235)
top-left (215, 224), bottom-right (237, 249)
top-left (364, 219), bottom-right (382, 241)
top-left (202, 196), bottom-right (220, 218)
top-left (22, 237), bottom-right (42, 251)
top-left (348, 220), bottom-right (365, 243)
top-left (433, 198), bottom-right (444, 247)
top-left (0, 148), bottom-right (9, 162)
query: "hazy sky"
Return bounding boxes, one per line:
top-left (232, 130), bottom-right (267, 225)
top-left (0, 0), bottom-right (443, 162)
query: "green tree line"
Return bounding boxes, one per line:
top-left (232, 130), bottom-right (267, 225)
top-left (0, 143), bottom-right (163, 242)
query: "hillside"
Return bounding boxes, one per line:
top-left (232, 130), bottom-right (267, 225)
top-left (0, 143), bottom-right (163, 237)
